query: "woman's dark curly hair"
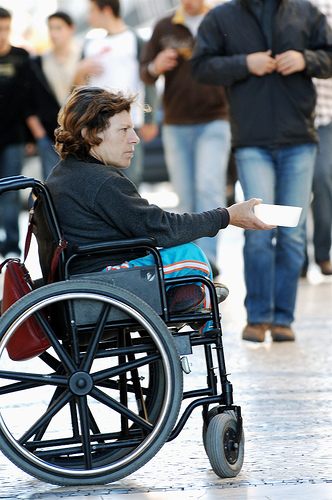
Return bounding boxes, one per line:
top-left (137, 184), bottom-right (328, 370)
top-left (55, 86), bottom-right (142, 160)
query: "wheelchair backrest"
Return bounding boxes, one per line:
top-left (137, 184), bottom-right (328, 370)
top-left (31, 189), bottom-right (67, 284)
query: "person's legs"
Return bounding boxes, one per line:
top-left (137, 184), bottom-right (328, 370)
top-left (235, 147), bottom-right (276, 327)
top-left (0, 144), bottom-right (24, 257)
top-left (311, 122), bottom-right (332, 266)
top-left (194, 119), bottom-right (231, 270)
top-left (162, 125), bottom-right (195, 213)
top-left (235, 144), bottom-right (316, 339)
top-left (273, 144), bottom-right (316, 327)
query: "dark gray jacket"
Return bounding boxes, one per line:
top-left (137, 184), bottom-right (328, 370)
top-left (46, 156), bottom-right (228, 273)
top-left (190, 0), bottom-right (332, 148)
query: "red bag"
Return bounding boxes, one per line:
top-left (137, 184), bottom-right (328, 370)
top-left (0, 259), bottom-right (50, 361)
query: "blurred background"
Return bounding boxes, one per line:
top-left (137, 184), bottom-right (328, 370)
top-left (0, 0), bottom-right (212, 51)
top-left (1, 0), bottom-right (228, 189)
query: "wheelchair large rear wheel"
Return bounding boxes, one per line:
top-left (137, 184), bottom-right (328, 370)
top-left (0, 280), bottom-right (183, 485)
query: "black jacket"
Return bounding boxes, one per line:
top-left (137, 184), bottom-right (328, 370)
top-left (190, 0), bottom-right (332, 148)
top-left (46, 156), bottom-right (227, 274)
top-left (29, 56), bottom-right (60, 141)
top-left (0, 47), bottom-right (35, 149)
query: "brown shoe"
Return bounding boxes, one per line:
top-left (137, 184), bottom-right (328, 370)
top-left (271, 325), bottom-right (295, 342)
top-left (242, 323), bottom-right (269, 342)
top-left (316, 260), bottom-right (332, 276)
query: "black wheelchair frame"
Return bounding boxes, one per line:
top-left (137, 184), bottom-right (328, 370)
top-left (0, 176), bottom-right (244, 485)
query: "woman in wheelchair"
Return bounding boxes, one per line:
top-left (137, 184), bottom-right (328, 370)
top-left (46, 86), bottom-right (274, 315)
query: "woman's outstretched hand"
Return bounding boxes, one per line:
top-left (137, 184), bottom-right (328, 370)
top-left (227, 198), bottom-right (276, 230)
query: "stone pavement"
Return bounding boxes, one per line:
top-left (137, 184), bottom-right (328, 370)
top-left (0, 195), bottom-right (331, 499)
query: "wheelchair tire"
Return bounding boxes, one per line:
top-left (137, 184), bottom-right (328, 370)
top-left (205, 411), bottom-right (244, 478)
top-left (202, 406), bottom-right (220, 452)
top-left (0, 280), bottom-right (183, 485)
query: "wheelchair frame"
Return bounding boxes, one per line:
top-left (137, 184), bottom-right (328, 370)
top-left (0, 176), bottom-right (244, 485)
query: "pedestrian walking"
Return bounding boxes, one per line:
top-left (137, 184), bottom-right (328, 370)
top-left (74, 0), bottom-right (158, 187)
top-left (191, 0), bottom-right (332, 342)
top-left (29, 11), bottom-right (82, 180)
top-left (140, 0), bottom-right (231, 278)
top-left (0, 7), bottom-right (40, 258)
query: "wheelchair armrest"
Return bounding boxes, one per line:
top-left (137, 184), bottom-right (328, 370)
top-left (71, 237), bottom-right (158, 255)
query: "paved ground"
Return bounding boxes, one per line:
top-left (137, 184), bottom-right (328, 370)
top-left (0, 181), bottom-right (331, 499)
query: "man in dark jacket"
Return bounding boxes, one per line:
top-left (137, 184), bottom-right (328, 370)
top-left (0, 7), bottom-right (36, 258)
top-left (191, 0), bottom-right (332, 342)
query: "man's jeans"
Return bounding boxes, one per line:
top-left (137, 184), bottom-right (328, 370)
top-left (0, 143), bottom-right (24, 256)
top-left (235, 144), bottom-right (316, 326)
top-left (312, 122), bottom-right (332, 263)
top-left (162, 120), bottom-right (231, 267)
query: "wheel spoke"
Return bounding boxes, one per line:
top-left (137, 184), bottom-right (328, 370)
top-left (92, 352), bottom-right (160, 384)
top-left (36, 312), bottom-right (77, 373)
top-left (76, 396), bottom-right (93, 469)
top-left (80, 304), bottom-right (111, 372)
top-left (0, 370), bottom-right (67, 387)
top-left (91, 387), bottom-right (153, 431)
top-left (18, 389), bottom-right (73, 445)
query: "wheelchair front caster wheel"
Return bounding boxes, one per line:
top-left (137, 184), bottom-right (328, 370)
top-left (205, 411), bottom-right (244, 478)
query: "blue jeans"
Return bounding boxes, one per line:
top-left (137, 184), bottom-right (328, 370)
top-left (0, 143), bottom-right (24, 256)
top-left (312, 122), bottom-right (332, 262)
top-left (235, 144), bottom-right (316, 327)
top-left (162, 120), bottom-right (231, 267)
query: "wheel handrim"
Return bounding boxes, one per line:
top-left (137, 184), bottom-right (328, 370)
top-left (0, 288), bottom-right (179, 480)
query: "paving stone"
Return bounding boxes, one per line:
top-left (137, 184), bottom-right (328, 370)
top-left (0, 211), bottom-right (331, 499)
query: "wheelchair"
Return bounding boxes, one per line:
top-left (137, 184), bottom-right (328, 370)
top-left (0, 176), bottom-right (244, 486)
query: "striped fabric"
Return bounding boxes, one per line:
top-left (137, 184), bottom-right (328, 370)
top-left (103, 242), bottom-right (213, 309)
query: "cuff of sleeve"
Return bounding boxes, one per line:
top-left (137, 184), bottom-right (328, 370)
top-left (217, 207), bottom-right (230, 229)
top-left (148, 61), bottom-right (160, 78)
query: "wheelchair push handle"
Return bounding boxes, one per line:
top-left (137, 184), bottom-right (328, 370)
top-left (0, 175), bottom-right (42, 195)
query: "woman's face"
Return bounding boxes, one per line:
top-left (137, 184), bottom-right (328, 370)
top-left (89, 110), bottom-right (140, 168)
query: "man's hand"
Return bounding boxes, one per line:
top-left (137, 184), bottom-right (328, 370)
top-left (246, 50), bottom-right (276, 76)
top-left (227, 199), bottom-right (276, 230)
top-left (275, 50), bottom-right (306, 75)
top-left (153, 47), bottom-right (179, 75)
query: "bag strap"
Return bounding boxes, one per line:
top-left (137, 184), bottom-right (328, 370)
top-left (25, 207), bottom-right (67, 284)
top-left (47, 236), bottom-right (67, 284)
top-left (23, 216), bottom-right (33, 263)
top-left (0, 207), bottom-right (67, 283)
